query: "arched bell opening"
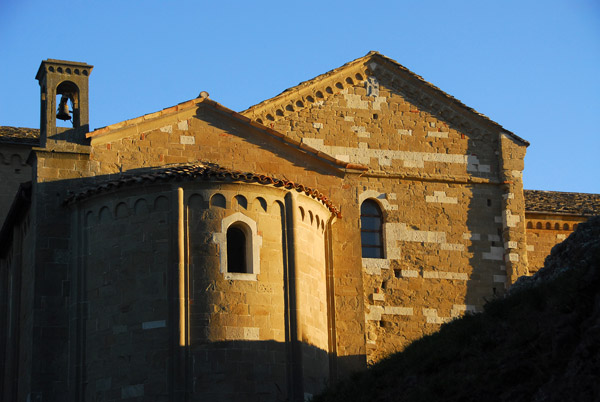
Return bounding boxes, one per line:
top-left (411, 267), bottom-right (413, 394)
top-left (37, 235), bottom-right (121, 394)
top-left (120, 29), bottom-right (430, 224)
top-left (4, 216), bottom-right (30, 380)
top-left (55, 81), bottom-right (80, 128)
top-left (36, 59), bottom-right (93, 146)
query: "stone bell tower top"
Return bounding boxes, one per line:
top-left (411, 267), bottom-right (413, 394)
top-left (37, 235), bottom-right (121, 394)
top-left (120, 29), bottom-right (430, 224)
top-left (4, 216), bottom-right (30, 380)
top-left (36, 59), bottom-right (93, 147)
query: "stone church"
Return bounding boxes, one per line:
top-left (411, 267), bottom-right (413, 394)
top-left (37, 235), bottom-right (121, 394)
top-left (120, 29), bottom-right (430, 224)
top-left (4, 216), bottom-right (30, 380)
top-left (1, 53), bottom-right (599, 402)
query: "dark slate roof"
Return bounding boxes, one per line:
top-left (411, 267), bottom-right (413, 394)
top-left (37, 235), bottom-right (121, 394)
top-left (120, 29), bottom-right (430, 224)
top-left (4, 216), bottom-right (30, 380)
top-left (0, 126), bottom-right (40, 145)
top-left (525, 190), bottom-right (600, 216)
top-left (65, 162), bottom-right (342, 217)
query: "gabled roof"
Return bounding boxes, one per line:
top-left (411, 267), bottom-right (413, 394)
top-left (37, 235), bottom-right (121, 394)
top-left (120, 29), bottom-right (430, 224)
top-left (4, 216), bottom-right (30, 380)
top-left (525, 190), bottom-right (600, 216)
top-left (242, 51), bottom-right (529, 146)
top-left (0, 126), bottom-right (40, 145)
top-left (64, 162), bottom-right (342, 217)
top-left (87, 96), bottom-right (367, 173)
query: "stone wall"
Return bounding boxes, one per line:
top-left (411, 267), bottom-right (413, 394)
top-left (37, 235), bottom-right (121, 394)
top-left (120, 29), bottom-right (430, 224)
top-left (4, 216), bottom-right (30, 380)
top-left (82, 189), bottom-right (172, 401)
top-left (72, 179), bottom-right (335, 401)
top-left (0, 144), bottom-right (32, 224)
top-left (525, 213), bottom-right (587, 274)
top-left (0, 209), bottom-right (34, 402)
top-left (243, 60), bottom-right (528, 364)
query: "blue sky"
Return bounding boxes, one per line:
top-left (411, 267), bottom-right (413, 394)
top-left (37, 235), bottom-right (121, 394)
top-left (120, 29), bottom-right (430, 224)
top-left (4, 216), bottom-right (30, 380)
top-left (1, 0), bottom-right (598, 193)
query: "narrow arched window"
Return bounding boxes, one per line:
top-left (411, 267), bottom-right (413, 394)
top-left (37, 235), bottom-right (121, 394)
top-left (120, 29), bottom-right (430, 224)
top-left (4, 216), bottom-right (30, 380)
top-left (360, 200), bottom-right (384, 258)
top-left (227, 225), bottom-right (247, 273)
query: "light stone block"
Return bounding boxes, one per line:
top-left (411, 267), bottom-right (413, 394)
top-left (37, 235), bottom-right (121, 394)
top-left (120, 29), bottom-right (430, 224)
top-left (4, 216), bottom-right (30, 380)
top-left (384, 306), bottom-right (413, 316)
top-left (226, 326), bottom-right (260, 340)
top-left (300, 138), bottom-right (471, 169)
top-left (440, 243), bottom-right (465, 251)
top-left (160, 125), bottom-right (172, 133)
top-left (180, 135), bottom-right (195, 145)
top-left (344, 93), bottom-right (369, 109)
top-left (483, 246), bottom-right (504, 260)
top-left (503, 210), bottom-right (521, 228)
top-left (177, 120), bottom-right (189, 130)
top-left (450, 304), bottom-right (477, 317)
top-left (426, 191), bottom-right (458, 204)
top-left (427, 131), bottom-right (449, 138)
top-left (422, 308), bottom-right (437, 317)
top-left (400, 269), bottom-right (419, 278)
top-left (427, 316), bottom-right (451, 324)
top-left (142, 320), bottom-right (166, 330)
top-left (365, 305), bottom-right (384, 321)
top-left (493, 275), bottom-right (507, 283)
top-left (507, 253), bottom-right (519, 262)
top-left (372, 96), bottom-right (386, 110)
top-left (423, 271), bottom-right (468, 280)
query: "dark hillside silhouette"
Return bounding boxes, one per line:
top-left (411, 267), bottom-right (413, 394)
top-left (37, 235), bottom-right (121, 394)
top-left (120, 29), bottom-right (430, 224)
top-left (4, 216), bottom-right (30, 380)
top-left (315, 216), bottom-right (600, 402)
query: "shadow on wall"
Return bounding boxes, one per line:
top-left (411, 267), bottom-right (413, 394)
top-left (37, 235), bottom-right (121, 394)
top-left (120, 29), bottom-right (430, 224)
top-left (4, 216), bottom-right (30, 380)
top-left (1, 174), bottom-right (355, 402)
top-left (366, 71), bottom-right (511, 349)
top-left (194, 106), bottom-right (346, 179)
top-left (188, 339), bottom-right (341, 402)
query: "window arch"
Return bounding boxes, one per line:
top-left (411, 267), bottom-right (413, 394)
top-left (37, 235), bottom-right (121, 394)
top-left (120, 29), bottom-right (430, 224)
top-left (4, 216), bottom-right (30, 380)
top-left (213, 212), bottom-right (262, 280)
top-left (227, 223), bottom-right (249, 273)
top-left (360, 199), bottom-right (384, 258)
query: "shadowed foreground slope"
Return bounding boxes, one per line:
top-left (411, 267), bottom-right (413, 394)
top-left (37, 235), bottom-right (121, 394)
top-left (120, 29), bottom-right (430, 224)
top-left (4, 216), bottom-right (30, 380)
top-left (315, 216), bottom-right (600, 402)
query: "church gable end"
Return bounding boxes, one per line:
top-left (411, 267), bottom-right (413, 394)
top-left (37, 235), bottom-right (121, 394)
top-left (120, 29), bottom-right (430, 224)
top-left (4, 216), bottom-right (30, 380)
top-left (86, 97), bottom-right (351, 189)
top-left (242, 52), bottom-right (527, 180)
top-left (9, 53), bottom-right (600, 402)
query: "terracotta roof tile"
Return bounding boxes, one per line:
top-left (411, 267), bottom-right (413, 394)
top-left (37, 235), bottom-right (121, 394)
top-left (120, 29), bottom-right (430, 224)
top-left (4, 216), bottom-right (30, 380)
top-left (65, 162), bottom-right (342, 217)
top-left (525, 190), bottom-right (600, 216)
top-left (0, 126), bottom-right (40, 145)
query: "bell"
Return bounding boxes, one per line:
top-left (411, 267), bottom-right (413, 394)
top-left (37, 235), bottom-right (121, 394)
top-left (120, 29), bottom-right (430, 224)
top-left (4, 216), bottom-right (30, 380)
top-left (56, 95), bottom-right (71, 121)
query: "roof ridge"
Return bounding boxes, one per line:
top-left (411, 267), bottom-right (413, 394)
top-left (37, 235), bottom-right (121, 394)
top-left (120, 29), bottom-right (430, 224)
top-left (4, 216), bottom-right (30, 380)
top-left (525, 189), bottom-right (600, 196)
top-left (241, 51), bottom-right (373, 115)
top-left (86, 96), bottom-right (367, 172)
top-left (241, 51), bottom-right (528, 146)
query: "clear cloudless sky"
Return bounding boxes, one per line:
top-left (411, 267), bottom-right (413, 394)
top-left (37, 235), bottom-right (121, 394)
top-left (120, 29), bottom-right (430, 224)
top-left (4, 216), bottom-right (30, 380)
top-left (1, 0), bottom-right (598, 193)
